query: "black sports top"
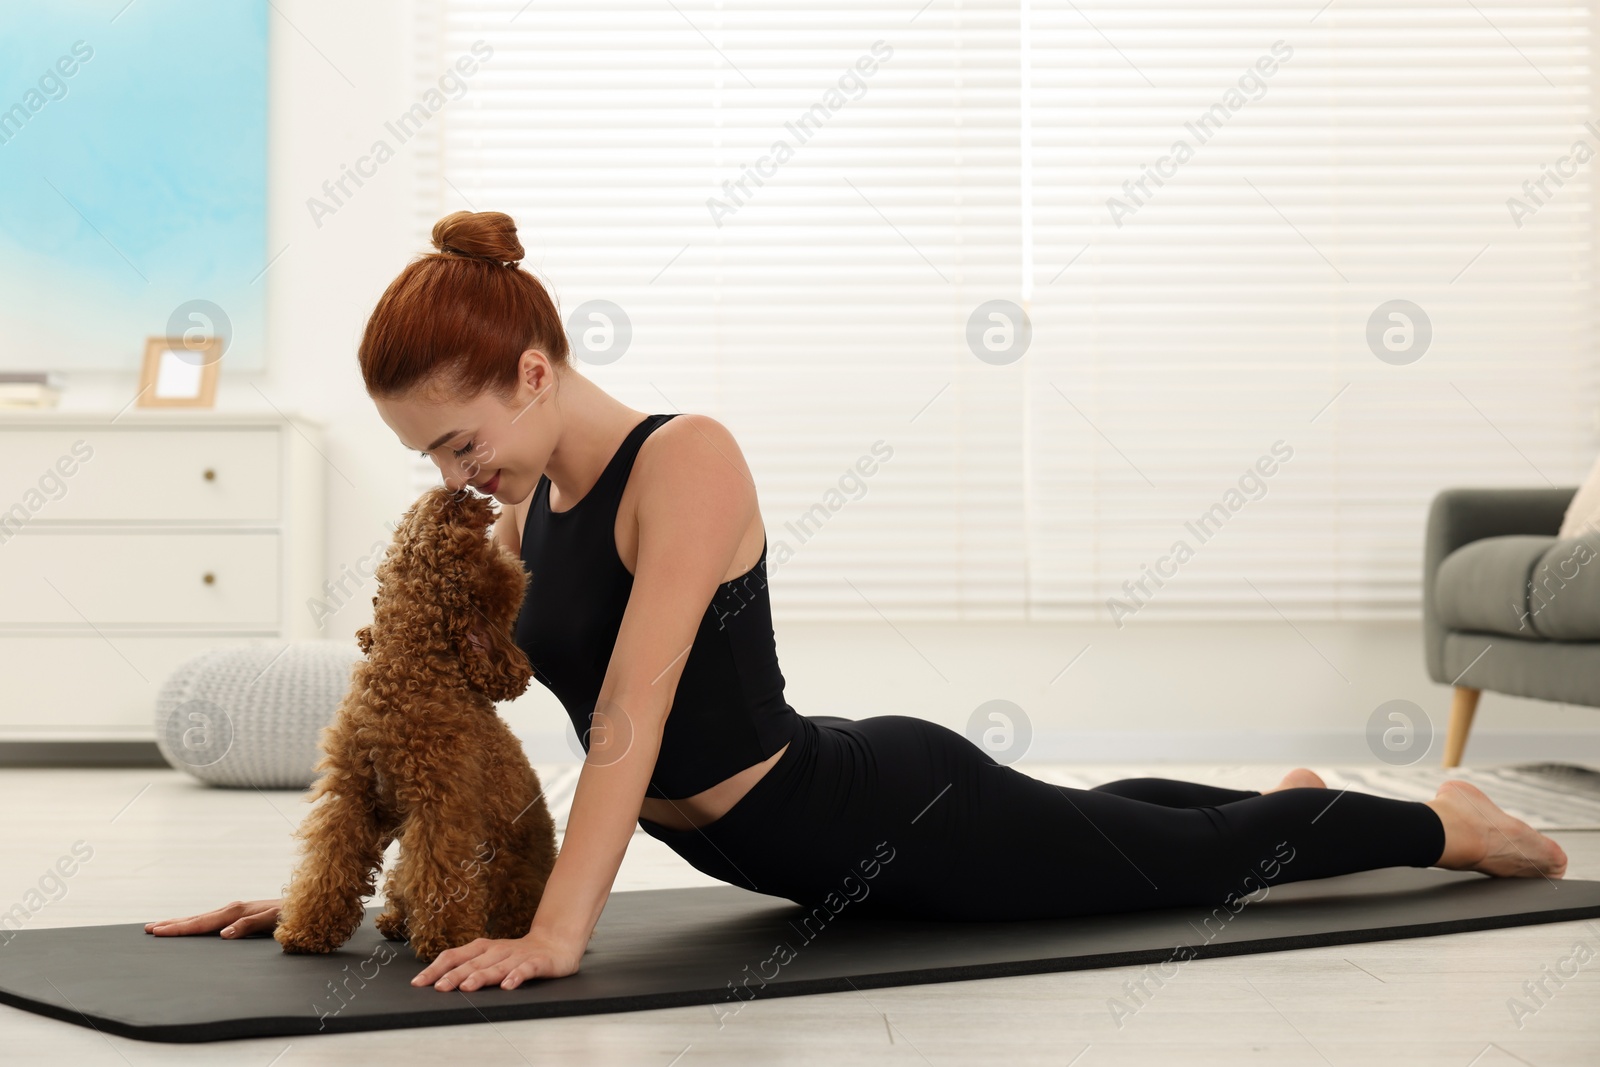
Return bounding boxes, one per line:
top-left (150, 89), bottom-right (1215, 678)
top-left (512, 413), bottom-right (800, 799)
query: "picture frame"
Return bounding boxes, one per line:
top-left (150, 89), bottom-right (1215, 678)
top-left (136, 336), bottom-right (222, 409)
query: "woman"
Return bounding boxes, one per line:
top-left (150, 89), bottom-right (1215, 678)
top-left (147, 210), bottom-right (1568, 994)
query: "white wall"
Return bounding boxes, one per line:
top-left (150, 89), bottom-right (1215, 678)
top-left (49, 3), bottom-right (1600, 765)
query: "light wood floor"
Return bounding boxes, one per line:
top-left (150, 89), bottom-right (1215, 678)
top-left (3, 765), bottom-right (1598, 1065)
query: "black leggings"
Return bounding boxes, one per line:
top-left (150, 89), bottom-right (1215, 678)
top-left (637, 712), bottom-right (1447, 921)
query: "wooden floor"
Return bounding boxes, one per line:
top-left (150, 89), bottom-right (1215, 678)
top-left (3, 765), bottom-right (1598, 1065)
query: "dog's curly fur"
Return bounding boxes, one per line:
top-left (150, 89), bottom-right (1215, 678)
top-left (274, 485), bottom-right (558, 964)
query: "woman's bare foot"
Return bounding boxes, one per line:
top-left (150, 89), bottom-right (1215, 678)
top-left (1266, 767), bottom-right (1326, 792)
top-left (1426, 780), bottom-right (1567, 879)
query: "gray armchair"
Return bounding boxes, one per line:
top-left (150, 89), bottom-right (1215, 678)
top-left (1424, 487), bottom-right (1600, 767)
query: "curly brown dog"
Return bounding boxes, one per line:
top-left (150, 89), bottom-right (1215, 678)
top-left (274, 485), bottom-right (558, 963)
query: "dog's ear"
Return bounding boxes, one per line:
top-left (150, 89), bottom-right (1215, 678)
top-left (432, 512), bottom-right (533, 700)
top-left (461, 618), bottom-right (533, 701)
top-left (355, 594), bottom-right (379, 656)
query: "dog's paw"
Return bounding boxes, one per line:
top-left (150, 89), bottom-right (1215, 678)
top-left (409, 938), bottom-right (445, 966)
top-left (375, 910), bottom-right (410, 943)
top-left (273, 922), bottom-right (349, 955)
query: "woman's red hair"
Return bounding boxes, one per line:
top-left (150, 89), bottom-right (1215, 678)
top-left (359, 210), bottom-right (568, 400)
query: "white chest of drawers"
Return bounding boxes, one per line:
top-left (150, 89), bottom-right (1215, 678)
top-left (0, 410), bottom-right (325, 740)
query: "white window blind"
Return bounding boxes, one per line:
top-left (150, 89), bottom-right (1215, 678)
top-left (415, 0), bottom-right (1598, 623)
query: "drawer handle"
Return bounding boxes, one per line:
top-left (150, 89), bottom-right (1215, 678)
top-left (203, 468), bottom-right (216, 481)
top-left (202, 572), bottom-right (216, 585)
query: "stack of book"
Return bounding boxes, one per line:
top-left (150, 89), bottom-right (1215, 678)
top-left (0, 371), bottom-right (64, 408)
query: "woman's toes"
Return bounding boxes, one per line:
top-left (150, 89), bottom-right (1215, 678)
top-left (1522, 828), bottom-right (1568, 879)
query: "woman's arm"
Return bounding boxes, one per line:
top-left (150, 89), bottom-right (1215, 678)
top-left (412, 414), bottom-right (758, 991)
top-left (491, 482), bottom-right (530, 556)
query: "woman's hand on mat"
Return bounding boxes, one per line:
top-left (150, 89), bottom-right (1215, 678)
top-left (144, 898), bottom-right (282, 938)
top-left (411, 927), bottom-right (583, 991)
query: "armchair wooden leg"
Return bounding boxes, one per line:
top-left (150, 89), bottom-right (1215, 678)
top-left (1442, 686), bottom-right (1481, 769)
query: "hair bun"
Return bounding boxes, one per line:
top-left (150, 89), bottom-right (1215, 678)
top-left (431, 210), bottom-right (525, 267)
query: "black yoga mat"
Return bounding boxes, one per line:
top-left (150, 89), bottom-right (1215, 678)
top-left (4, 868), bottom-right (1599, 1043)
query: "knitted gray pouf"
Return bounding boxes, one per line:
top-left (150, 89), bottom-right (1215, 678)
top-left (154, 640), bottom-right (363, 788)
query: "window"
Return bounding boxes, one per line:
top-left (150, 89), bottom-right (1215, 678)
top-left (418, 1), bottom-right (1598, 622)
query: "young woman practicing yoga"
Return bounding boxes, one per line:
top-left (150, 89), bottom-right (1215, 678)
top-left (146, 210), bottom-right (1568, 993)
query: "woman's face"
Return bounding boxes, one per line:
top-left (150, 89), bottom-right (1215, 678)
top-left (374, 350), bottom-right (556, 505)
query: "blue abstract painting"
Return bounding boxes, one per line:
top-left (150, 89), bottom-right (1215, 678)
top-left (0, 1), bottom-right (267, 371)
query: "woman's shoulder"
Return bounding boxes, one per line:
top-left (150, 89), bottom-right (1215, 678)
top-left (629, 413), bottom-right (761, 584)
top-left (630, 413), bottom-right (758, 534)
top-left (635, 412), bottom-right (751, 491)
top-left (648, 410), bottom-right (735, 446)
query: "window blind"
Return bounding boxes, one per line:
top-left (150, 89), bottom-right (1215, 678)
top-left (414, 0), bottom-right (1598, 623)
